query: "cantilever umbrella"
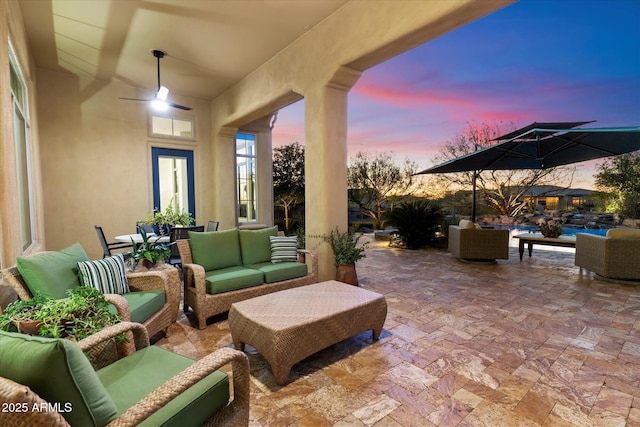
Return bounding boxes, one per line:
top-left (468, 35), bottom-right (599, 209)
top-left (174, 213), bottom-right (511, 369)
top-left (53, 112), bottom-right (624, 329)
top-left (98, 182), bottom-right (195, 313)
top-left (416, 122), bottom-right (640, 220)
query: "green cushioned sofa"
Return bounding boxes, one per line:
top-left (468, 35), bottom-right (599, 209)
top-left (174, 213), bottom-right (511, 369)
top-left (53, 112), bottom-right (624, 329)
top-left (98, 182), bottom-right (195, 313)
top-left (0, 322), bottom-right (249, 426)
top-left (0, 244), bottom-right (176, 338)
top-left (177, 226), bottom-right (318, 329)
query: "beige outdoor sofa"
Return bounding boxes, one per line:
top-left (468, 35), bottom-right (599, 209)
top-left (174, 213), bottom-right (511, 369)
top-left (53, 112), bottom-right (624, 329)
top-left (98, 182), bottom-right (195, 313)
top-left (448, 220), bottom-right (510, 263)
top-left (575, 228), bottom-right (640, 282)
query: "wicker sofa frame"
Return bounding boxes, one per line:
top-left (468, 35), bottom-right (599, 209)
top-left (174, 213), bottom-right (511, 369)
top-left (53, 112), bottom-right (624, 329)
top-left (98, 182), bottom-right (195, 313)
top-left (575, 233), bottom-right (640, 281)
top-left (448, 225), bottom-right (510, 262)
top-left (1, 255), bottom-right (176, 339)
top-left (0, 322), bottom-right (250, 426)
top-left (177, 239), bottom-right (318, 329)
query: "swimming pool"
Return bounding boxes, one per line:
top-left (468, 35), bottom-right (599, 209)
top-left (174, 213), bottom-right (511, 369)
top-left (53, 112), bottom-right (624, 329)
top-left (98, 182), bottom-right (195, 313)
top-left (500, 224), bottom-right (608, 236)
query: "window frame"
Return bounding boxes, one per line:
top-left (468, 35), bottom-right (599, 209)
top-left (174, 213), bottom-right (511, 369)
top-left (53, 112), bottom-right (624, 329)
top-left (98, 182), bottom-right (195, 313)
top-left (235, 133), bottom-right (258, 223)
top-left (9, 40), bottom-right (36, 252)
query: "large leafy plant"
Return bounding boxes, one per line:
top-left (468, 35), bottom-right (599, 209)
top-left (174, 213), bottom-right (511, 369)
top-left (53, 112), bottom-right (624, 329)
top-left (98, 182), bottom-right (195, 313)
top-left (383, 199), bottom-right (444, 249)
top-left (318, 227), bottom-right (368, 266)
top-left (131, 231), bottom-right (172, 267)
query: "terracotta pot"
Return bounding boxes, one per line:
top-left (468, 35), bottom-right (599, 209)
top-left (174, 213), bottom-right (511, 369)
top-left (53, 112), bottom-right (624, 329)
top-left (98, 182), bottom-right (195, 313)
top-left (297, 252), bottom-right (306, 264)
top-left (141, 259), bottom-right (158, 269)
top-left (13, 320), bottom-right (42, 335)
top-left (336, 264), bottom-right (359, 286)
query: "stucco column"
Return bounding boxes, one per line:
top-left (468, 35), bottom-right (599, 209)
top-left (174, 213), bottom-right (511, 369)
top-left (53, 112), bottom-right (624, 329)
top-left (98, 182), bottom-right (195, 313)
top-left (305, 66), bottom-right (361, 281)
top-left (241, 115), bottom-right (275, 226)
top-left (213, 126), bottom-right (239, 229)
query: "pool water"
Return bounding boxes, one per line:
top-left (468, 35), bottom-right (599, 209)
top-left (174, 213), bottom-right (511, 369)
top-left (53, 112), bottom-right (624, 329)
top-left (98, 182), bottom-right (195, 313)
top-left (500, 225), bottom-right (608, 237)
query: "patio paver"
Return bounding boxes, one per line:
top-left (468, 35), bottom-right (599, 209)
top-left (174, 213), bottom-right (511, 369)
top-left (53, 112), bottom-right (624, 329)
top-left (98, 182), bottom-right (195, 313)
top-left (156, 235), bottom-right (640, 426)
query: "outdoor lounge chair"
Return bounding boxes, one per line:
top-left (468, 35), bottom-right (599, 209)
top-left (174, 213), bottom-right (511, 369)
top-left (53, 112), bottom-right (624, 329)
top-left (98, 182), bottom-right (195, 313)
top-left (574, 229), bottom-right (640, 282)
top-left (0, 244), bottom-right (177, 339)
top-left (448, 220), bottom-right (509, 263)
top-left (0, 322), bottom-right (250, 426)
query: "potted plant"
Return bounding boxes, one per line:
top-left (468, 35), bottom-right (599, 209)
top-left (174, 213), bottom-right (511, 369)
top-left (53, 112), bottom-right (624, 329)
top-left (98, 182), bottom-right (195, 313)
top-left (0, 287), bottom-right (123, 341)
top-left (144, 202), bottom-right (194, 235)
top-left (131, 231), bottom-right (172, 269)
top-left (319, 227), bottom-right (368, 286)
top-left (295, 227), bottom-right (306, 263)
top-left (537, 218), bottom-right (564, 238)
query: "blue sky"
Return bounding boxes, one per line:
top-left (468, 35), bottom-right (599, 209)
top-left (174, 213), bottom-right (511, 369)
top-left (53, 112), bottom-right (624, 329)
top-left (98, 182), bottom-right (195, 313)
top-left (272, 0), bottom-right (640, 189)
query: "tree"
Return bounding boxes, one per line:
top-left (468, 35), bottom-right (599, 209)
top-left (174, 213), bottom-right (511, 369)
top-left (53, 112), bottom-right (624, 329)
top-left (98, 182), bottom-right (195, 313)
top-left (431, 121), bottom-right (576, 217)
top-left (348, 151), bottom-right (418, 229)
top-left (594, 152), bottom-right (640, 218)
top-left (272, 142), bottom-right (305, 234)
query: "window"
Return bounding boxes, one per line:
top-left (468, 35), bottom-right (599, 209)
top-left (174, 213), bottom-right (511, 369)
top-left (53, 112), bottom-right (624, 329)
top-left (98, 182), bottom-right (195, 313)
top-left (150, 114), bottom-right (194, 140)
top-left (236, 133), bottom-right (257, 222)
top-left (151, 148), bottom-right (195, 219)
top-left (10, 42), bottom-right (34, 251)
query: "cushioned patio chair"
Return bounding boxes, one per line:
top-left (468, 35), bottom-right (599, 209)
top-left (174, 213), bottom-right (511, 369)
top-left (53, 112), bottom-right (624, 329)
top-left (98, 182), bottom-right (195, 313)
top-left (0, 243), bottom-right (176, 338)
top-left (575, 229), bottom-right (640, 282)
top-left (448, 220), bottom-right (509, 263)
top-left (0, 322), bottom-right (250, 426)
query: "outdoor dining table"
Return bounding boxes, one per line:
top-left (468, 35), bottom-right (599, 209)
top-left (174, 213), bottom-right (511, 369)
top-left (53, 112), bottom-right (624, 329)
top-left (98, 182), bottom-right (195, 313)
top-left (114, 233), bottom-right (170, 244)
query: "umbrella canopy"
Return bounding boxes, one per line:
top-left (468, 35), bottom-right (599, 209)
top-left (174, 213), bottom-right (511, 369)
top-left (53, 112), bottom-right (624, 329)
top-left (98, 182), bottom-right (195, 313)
top-left (417, 123), bottom-right (640, 174)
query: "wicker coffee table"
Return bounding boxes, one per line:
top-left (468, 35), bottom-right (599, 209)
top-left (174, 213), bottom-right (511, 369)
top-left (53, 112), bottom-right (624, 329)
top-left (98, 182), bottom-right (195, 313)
top-left (228, 280), bottom-right (387, 385)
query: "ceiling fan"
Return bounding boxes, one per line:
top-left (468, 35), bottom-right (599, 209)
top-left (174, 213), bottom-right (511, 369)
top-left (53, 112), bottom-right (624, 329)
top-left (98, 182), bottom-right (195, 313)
top-left (119, 49), bottom-right (192, 111)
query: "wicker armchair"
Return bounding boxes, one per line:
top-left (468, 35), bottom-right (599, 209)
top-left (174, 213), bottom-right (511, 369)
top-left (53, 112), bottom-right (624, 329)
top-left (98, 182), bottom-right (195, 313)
top-left (1, 257), bottom-right (176, 338)
top-left (177, 239), bottom-right (318, 329)
top-left (448, 225), bottom-right (510, 263)
top-left (0, 322), bottom-right (250, 426)
top-left (575, 232), bottom-right (640, 281)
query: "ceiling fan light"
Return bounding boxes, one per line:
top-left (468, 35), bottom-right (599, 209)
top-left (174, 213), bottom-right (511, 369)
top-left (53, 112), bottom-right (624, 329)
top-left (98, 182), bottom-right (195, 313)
top-left (156, 85), bottom-right (169, 101)
top-left (151, 99), bottom-right (168, 111)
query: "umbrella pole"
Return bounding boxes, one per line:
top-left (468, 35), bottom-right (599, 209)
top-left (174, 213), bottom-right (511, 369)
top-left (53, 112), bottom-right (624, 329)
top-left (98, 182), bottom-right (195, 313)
top-left (472, 171), bottom-right (477, 223)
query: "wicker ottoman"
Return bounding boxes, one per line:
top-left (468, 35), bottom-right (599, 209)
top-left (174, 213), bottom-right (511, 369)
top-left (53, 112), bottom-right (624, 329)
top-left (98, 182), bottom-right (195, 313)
top-left (228, 280), bottom-right (387, 385)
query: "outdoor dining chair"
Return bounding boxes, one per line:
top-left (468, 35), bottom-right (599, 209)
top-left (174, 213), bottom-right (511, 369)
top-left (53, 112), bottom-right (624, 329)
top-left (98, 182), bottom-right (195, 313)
top-left (95, 225), bottom-right (133, 258)
top-left (207, 220), bottom-right (220, 231)
top-left (168, 225), bottom-right (204, 268)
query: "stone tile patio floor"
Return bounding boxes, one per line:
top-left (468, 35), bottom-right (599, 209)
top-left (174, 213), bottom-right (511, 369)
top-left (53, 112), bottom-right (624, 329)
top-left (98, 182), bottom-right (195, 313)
top-left (155, 236), bottom-right (640, 426)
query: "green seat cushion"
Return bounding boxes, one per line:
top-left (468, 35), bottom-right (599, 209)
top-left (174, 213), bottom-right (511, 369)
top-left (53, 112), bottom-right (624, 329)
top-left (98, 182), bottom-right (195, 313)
top-left (97, 345), bottom-right (229, 427)
top-left (107, 290), bottom-right (166, 324)
top-left (0, 330), bottom-right (118, 427)
top-left (204, 266), bottom-right (264, 294)
top-left (248, 262), bottom-right (308, 283)
top-left (16, 242), bottom-right (89, 299)
top-left (239, 226), bottom-right (278, 265)
top-left (189, 228), bottom-right (241, 270)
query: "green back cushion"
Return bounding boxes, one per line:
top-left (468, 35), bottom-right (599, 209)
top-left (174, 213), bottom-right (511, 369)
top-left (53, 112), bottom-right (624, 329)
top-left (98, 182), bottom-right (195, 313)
top-left (0, 330), bottom-right (118, 426)
top-left (98, 345), bottom-right (229, 427)
top-left (16, 242), bottom-right (89, 299)
top-left (189, 228), bottom-right (241, 271)
top-left (239, 226), bottom-right (278, 265)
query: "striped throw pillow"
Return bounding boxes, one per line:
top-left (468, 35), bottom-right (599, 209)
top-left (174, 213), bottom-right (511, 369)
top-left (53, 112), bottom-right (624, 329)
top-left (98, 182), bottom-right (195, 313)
top-left (77, 253), bottom-right (130, 294)
top-left (269, 236), bottom-right (298, 263)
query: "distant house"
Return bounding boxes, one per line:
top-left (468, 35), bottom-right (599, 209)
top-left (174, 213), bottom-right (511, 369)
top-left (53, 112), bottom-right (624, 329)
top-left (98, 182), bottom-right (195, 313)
top-left (519, 185), bottom-right (593, 211)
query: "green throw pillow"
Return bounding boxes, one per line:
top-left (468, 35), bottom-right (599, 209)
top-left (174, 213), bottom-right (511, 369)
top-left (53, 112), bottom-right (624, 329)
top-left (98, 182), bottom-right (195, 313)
top-left (189, 228), bottom-right (242, 271)
top-left (239, 226), bottom-right (278, 265)
top-left (0, 330), bottom-right (118, 426)
top-left (16, 242), bottom-right (89, 299)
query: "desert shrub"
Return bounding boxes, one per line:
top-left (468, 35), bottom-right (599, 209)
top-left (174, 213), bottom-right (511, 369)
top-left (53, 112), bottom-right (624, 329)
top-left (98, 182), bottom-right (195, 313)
top-left (383, 199), bottom-right (444, 249)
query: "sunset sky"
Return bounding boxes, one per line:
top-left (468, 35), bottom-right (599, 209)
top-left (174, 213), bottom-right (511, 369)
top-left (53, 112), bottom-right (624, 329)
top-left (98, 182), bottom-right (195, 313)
top-left (271, 0), bottom-right (640, 189)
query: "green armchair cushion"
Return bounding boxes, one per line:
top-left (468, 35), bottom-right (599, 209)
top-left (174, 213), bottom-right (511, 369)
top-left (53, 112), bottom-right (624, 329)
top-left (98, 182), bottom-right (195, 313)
top-left (98, 345), bottom-right (230, 427)
top-left (239, 226), bottom-right (278, 265)
top-left (247, 262), bottom-right (308, 284)
top-left (107, 290), bottom-right (166, 324)
top-left (204, 266), bottom-right (264, 294)
top-left (0, 330), bottom-right (118, 427)
top-left (189, 228), bottom-right (242, 271)
top-left (16, 242), bottom-right (89, 299)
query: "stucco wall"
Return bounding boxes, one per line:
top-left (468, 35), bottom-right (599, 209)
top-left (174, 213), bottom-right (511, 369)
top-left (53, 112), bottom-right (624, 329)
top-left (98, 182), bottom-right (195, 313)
top-left (35, 69), bottom-right (212, 259)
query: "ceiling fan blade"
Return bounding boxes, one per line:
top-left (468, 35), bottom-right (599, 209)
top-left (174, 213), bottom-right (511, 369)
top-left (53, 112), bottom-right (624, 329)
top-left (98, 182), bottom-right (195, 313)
top-left (119, 97), bottom-right (153, 102)
top-left (168, 102), bottom-right (192, 111)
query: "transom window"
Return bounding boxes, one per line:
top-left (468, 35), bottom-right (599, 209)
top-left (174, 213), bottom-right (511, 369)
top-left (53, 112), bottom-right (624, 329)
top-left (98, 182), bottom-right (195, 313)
top-left (150, 114), bottom-right (194, 140)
